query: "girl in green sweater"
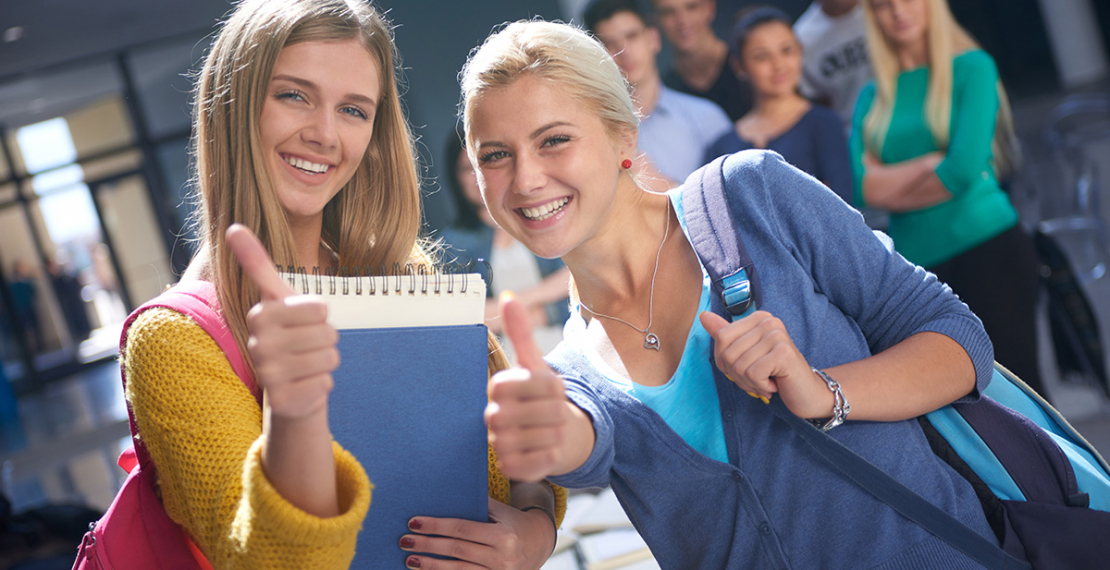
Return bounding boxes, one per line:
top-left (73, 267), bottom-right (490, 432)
top-left (849, 0), bottom-right (1043, 395)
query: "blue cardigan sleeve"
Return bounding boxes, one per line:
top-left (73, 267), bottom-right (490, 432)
top-left (545, 368), bottom-right (616, 489)
top-left (740, 152), bottom-right (995, 398)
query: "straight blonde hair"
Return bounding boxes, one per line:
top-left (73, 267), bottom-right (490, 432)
top-left (459, 20), bottom-right (644, 307)
top-left (459, 20), bottom-right (639, 157)
top-left (191, 0), bottom-right (429, 370)
top-left (861, 0), bottom-right (1018, 176)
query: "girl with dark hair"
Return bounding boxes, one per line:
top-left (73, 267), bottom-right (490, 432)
top-left (705, 6), bottom-right (853, 203)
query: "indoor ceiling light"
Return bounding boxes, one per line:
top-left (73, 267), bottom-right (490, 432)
top-left (3, 26), bottom-right (25, 43)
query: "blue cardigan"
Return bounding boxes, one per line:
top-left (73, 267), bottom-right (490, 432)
top-left (546, 151), bottom-right (997, 569)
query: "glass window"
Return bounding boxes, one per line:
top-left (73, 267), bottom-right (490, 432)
top-left (83, 149), bottom-right (142, 182)
top-left (17, 118), bottom-right (78, 174)
top-left (0, 139), bottom-right (10, 181)
top-left (0, 205), bottom-right (66, 370)
top-left (96, 175), bottom-right (174, 308)
top-left (0, 60), bottom-right (123, 177)
top-left (67, 97), bottom-right (134, 159)
top-left (26, 188), bottom-right (111, 354)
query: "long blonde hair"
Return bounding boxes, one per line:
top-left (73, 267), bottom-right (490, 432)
top-left (861, 0), bottom-right (1018, 176)
top-left (191, 0), bottom-right (428, 369)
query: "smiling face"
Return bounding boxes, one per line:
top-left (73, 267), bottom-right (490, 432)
top-left (734, 21), bottom-right (803, 99)
top-left (468, 75), bottom-right (634, 259)
top-left (259, 38), bottom-right (381, 227)
top-left (652, 0), bottom-right (716, 54)
top-left (593, 11), bottom-right (662, 87)
top-left (870, 0), bottom-right (929, 52)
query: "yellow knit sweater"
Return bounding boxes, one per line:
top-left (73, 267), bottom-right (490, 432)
top-left (123, 307), bottom-right (566, 570)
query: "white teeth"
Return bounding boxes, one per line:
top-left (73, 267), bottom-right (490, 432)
top-left (521, 197), bottom-right (570, 221)
top-left (284, 155), bottom-right (329, 174)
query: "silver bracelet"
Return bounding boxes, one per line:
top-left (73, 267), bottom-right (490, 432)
top-left (811, 367), bottom-right (850, 432)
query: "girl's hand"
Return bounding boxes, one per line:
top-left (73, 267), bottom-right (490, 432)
top-left (700, 311), bottom-right (834, 420)
top-left (227, 224), bottom-right (340, 517)
top-left (228, 224), bottom-right (339, 420)
top-left (399, 497), bottom-right (556, 569)
top-left (486, 294), bottom-right (587, 483)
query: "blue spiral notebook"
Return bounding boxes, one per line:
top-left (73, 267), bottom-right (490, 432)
top-left (286, 271), bottom-right (489, 569)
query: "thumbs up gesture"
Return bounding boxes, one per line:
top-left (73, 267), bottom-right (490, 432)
top-left (227, 224), bottom-right (339, 420)
top-left (699, 310), bottom-right (834, 420)
top-left (485, 292), bottom-right (593, 483)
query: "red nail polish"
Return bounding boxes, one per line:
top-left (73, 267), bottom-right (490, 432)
top-left (408, 518), bottom-right (422, 530)
top-left (399, 536), bottom-right (415, 549)
top-left (407, 556), bottom-right (422, 568)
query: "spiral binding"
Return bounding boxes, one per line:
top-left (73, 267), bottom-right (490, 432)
top-left (277, 259), bottom-right (492, 296)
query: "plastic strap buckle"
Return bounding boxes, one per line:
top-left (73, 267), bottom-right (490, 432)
top-left (719, 268), bottom-right (754, 319)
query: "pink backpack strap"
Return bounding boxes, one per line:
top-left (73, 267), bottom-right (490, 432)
top-left (121, 279), bottom-right (259, 401)
top-left (120, 280), bottom-right (261, 471)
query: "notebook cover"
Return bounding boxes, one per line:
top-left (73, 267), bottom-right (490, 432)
top-left (329, 324), bottom-right (489, 568)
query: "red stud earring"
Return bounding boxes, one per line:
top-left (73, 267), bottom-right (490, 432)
top-left (621, 159), bottom-right (632, 169)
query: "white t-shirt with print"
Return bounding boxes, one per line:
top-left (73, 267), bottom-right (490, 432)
top-left (794, 2), bottom-right (873, 132)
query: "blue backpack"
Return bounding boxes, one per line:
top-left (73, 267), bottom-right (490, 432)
top-left (683, 155), bottom-right (1110, 570)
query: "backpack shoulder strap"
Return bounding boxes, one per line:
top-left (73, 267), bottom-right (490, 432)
top-left (119, 280), bottom-right (262, 472)
top-left (684, 155), bottom-right (1028, 570)
top-left (765, 399), bottom-right (1028, 569)
top-left (681, 155), bottom-right (760, 319)
top-left (120, 280), bottom-right (259, 401)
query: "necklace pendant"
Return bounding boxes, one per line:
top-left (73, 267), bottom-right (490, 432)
top-left (644, 332), bottom-right (660, 351)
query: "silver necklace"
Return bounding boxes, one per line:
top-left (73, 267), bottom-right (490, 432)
top-left (580, 207), bottom-right (670, 351)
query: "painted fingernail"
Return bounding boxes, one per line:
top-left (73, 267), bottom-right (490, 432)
top-left (399, 536), bottom-right (415, 549)
top-left (408, 518), bottom-right (423, 531)
top-left (406, 556), bottom-right (422, 568)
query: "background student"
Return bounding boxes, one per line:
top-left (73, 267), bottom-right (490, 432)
top-left (850, 0), bottom-right (1042, 396)
top-left (795, 0), bottom-right (872, 132)
top-left (705, 6), bottom-right (853, 203)
top-left (585, 0), bottom-right (732, 188)
top-left (652, 0), bottom-right (753, 121)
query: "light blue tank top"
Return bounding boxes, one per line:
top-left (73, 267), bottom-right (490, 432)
top-left (564, 273), bottom-right (729, 463)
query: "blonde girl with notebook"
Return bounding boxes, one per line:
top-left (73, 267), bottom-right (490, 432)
top-left (119, 1), bottom-right (562, 568)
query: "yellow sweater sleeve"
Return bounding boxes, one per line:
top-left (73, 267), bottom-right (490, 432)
top-left (487, 446), bottom-right (568, 527)
top-left (123, 307), bottom-right (371, 570)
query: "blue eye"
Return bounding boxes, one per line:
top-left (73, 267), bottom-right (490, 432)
top-left (341, 106), bottom-right (369, 121)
